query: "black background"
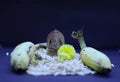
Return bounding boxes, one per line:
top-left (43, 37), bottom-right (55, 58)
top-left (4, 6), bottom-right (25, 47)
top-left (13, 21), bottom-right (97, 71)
top-left (0, 0), bottom-right (120, 50)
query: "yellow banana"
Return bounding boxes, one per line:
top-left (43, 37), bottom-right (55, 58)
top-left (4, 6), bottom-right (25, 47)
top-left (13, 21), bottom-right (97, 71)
top-left (72, 29), bottom-right (112, 74)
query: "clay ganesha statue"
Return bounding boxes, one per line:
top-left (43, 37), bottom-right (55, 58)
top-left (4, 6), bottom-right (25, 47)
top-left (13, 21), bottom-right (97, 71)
top-left (47, 29), bottom-right (65, 55)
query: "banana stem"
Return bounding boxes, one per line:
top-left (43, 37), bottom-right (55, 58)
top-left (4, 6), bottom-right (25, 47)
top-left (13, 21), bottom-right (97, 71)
top-left (78, 35), bottom-right (86, 49)
top-left (72, 29), bottom-right (86, 49)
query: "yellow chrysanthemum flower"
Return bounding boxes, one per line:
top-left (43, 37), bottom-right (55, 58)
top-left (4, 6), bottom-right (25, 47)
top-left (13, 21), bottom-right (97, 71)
top-left (57, 44), bottom-right (76, 62)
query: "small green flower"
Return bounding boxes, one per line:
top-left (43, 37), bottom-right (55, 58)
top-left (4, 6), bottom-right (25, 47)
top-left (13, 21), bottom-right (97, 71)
top-left (57, 44), bottom-right (76, 62)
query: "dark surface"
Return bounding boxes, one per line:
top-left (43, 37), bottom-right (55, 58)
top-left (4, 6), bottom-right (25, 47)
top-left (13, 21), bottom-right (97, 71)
top-left (0, 48), bottom-right (120, 82)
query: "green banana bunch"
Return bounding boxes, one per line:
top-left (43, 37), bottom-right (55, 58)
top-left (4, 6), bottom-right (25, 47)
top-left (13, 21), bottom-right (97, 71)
top-left (10, 42), bottom-right (34, 71)
top-left (72, 30), bottom-right (112, 74)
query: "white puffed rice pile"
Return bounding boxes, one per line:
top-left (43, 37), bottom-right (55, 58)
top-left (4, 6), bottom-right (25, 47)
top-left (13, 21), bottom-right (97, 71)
top-left (26, 48), bottom-right (95, 76)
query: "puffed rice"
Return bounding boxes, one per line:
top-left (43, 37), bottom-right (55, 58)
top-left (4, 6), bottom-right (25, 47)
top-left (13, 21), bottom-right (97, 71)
top-left (27, 48), bottom-right (95, 76)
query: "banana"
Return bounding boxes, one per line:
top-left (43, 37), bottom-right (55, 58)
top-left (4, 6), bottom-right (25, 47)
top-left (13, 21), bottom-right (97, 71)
top-left (10, 42), bottom-right (34, 71)
top-left (72, 29), bottom-right (112, 74)
top-left (80, 47), bottom-right (112, 74)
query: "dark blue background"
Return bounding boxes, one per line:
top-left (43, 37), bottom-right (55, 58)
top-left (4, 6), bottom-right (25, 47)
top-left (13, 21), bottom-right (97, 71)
top-left (0, 0), bottom-right (120, 50)
top-left (0, 1), bottom-right (120, 82)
